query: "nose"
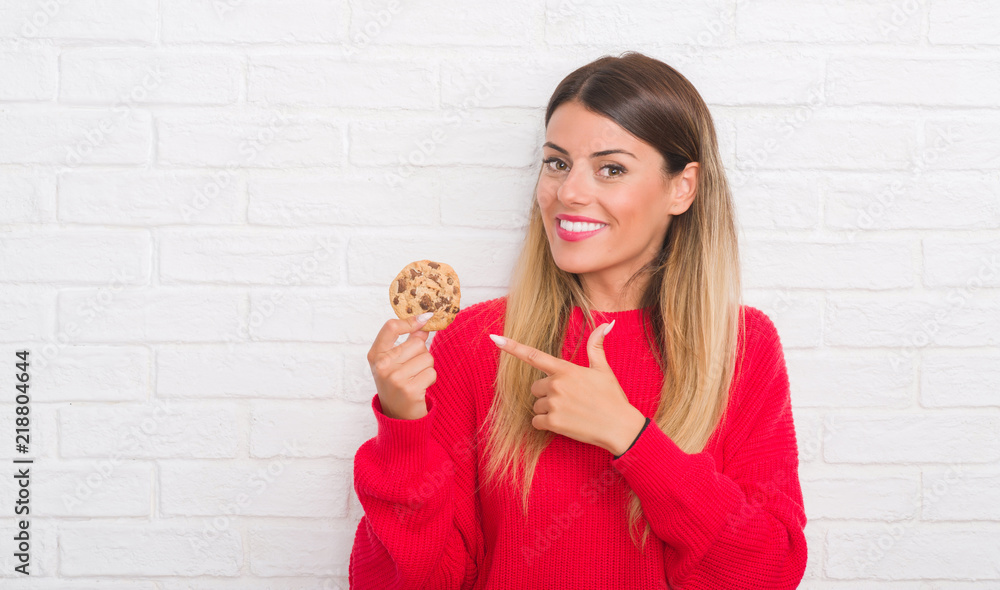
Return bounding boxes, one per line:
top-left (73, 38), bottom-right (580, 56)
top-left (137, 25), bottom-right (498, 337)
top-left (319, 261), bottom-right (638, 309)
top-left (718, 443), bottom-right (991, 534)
top-left (555, 163), bottom-right (593, 207)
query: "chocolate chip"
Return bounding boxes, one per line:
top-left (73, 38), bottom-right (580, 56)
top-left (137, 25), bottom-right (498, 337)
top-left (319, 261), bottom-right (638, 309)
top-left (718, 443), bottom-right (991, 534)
top-left (397, 279), bottom-right (405, 293)
top-left (428, 262), bottom-right (439, 269)
top-left (409, 268), bottom-right (419, 279)
top-left (447, 277), bottom-right (454, 285)
top-left (409, 288), bottom-right (416, 296)
top-left (419, 294), bottom-right (433, 310)
top-left (393, 296), bottom-right (399, 305)
top-left (429, 273), bottom-right (439, 282)
top-left (406, 306), bottom-right (413, 313)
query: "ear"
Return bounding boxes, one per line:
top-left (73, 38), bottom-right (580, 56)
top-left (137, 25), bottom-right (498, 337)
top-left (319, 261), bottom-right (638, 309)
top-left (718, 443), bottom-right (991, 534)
top-left (668, 161), bottom-right (699, 216)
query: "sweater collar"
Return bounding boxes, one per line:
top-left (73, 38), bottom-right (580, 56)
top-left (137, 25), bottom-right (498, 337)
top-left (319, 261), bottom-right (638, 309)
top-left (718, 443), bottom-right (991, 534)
top-left (568, 305), bottom-right (652, 336)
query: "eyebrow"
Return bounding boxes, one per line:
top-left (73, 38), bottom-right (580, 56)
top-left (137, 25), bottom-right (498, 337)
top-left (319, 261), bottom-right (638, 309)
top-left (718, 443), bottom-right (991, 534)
top-left (543, 142), bottom-right (637, 160)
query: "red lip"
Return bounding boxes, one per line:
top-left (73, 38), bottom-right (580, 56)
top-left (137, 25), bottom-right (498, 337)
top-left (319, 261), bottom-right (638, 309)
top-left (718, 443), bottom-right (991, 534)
top-left (556, 214), bottom-right (607, 224)
top-left (555, 219), bottom-right (608, 242)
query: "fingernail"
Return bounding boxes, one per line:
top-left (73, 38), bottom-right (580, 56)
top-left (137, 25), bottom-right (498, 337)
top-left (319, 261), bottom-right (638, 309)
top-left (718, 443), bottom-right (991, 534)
top-left (416, 311), bottom-right (433, 323)
top-left (489, 334), bottom-right (506, 347)
top-left (604, 320), bottom-right (615, 336)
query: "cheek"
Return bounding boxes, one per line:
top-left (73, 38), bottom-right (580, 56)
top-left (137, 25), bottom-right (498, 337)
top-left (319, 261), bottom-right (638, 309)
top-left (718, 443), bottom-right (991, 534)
top-left (536, 198), bottom-right (558, 225)
top-left (536, 180), bottom-right (556, 208)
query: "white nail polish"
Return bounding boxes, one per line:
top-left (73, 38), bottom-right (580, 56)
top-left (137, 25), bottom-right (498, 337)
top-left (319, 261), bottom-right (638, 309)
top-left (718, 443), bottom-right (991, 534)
top-left (489, 334), bottom-right (506, 347)
top-left (416, 311), bottom-right (433, 323)
top-left (605, 319), bottom-right (615, 336)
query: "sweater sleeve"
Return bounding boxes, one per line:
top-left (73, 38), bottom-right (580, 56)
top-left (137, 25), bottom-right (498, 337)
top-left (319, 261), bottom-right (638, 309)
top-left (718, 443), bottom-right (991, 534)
top-left (609, 309), bottom-right (808, 589)
top-left (349, 320), bottom-right (485, 590)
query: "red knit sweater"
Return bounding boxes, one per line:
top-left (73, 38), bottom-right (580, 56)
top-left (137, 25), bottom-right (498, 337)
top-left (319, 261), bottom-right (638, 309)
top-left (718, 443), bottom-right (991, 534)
top-left (350, 296), bottom-right (808, 589)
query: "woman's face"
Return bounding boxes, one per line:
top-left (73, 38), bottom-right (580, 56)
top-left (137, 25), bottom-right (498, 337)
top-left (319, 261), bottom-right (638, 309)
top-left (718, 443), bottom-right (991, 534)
top-left (536, 100), bottom-right (697, 303)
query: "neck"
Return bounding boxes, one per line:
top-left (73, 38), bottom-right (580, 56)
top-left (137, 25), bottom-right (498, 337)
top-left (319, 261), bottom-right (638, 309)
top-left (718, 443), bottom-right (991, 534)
top-left (579, 273), bottom-right (651, 312)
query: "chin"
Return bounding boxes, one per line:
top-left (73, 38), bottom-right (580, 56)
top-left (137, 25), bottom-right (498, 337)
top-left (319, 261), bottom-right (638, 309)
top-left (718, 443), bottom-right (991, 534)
top-left (549, 252), bottom-right (596, 276)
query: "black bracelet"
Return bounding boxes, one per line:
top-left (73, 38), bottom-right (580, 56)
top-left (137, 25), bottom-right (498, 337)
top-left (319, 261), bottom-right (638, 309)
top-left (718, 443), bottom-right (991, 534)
top-left (613, 416), bottom-right (651, 459)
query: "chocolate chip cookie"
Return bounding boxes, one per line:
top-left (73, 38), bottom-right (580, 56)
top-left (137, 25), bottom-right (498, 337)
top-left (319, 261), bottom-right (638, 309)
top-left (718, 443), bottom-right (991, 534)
top-left (389, 260), bottom-right (461, 331)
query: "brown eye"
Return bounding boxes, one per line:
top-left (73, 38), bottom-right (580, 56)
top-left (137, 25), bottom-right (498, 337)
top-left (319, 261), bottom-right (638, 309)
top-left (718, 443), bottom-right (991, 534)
top-left (601, 164), bottom-right (626, 177)
top-left (542, 157), bottom-right (566, 171)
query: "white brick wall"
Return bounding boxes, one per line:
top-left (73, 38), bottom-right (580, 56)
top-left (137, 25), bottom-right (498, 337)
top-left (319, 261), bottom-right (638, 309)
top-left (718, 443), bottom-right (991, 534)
top-left (0, 0), bottom-right (997, 587)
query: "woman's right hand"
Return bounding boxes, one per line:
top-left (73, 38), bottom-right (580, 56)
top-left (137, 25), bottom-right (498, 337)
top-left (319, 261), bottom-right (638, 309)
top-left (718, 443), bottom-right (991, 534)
top-left (367, 311), bottom-right (437, 420)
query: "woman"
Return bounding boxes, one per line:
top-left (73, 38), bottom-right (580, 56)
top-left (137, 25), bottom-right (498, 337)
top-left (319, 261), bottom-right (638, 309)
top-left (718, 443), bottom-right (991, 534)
top-left (351, 51), bottom-right (808, 589)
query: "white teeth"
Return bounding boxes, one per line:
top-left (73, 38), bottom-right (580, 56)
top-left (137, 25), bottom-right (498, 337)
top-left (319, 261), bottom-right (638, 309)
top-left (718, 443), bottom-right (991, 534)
top-left (559, 219), bottom-right (607, 233)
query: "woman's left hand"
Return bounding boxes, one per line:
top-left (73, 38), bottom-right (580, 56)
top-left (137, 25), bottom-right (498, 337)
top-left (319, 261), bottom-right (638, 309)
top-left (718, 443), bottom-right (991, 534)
top-left (488, 321), bottom-right (647, 456)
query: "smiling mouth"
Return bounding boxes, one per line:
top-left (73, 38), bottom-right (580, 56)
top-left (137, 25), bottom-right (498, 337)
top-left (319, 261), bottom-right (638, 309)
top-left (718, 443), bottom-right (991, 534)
top-left (558, 219), bottom-right (608, 233)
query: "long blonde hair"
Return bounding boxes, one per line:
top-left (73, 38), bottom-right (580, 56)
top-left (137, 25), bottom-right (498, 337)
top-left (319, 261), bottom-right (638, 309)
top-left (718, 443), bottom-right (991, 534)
top-left (480, 51), bottom-right (744, 550)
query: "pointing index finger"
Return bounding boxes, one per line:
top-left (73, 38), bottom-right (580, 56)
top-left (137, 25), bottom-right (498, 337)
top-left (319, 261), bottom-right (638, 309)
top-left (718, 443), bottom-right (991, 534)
top-left (489, 333), bottom-right (565, 376)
